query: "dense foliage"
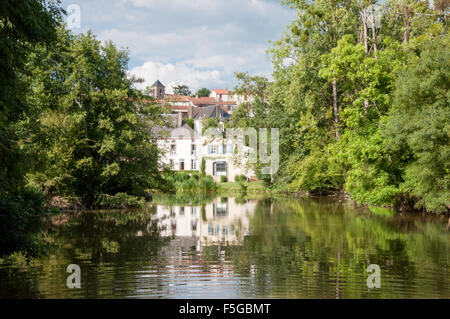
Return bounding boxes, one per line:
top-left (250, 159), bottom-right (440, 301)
top-left (0, 1), bottom-right (166, 257)
top-left (25, 28), bottom-right (165, 207)
top-left (230, 0), bottom-right (449, 213)
top-left (172, 84), bottom-right (191, 96)
top-left (196, 88), bottom-right (211, 97)
top-left (163, 171), bottom-right (218, 193)
top-left (0, 0), bottom-right (64, 257)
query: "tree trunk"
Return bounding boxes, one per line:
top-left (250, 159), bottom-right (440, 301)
top-left (369, 6), bottom-right (377, 57)
top-left (360, 4), bottom-right (369, 112)
top-left (332, 80), bottom-right (339, 140)
top-left (361, 6), bottom-right (369, 53)
top-left (403, 17), bottom-right (410, 44)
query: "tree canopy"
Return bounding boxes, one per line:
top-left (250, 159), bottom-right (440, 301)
top-left (172, 84), bottom-right (191, 96)
top-left (196, 88), bottom-right (211, 97)
top-left (230, 0), bottom-right (449, 213)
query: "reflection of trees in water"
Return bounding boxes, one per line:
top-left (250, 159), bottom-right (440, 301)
top-left (55, 208), bottom-right (171, 298)
top-left (1, 197), bottom-right (448, 298)
top-left (1, 208), bottom-right (170, 298)
top-left (214, 198), bottom-right (450, 298)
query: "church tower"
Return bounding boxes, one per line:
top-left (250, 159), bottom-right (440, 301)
top-left (151, 80), bottom-right (165, 99)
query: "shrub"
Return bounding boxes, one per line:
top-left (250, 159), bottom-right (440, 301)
top-left (198, 176), bottom-right (218, 191)
top-left (239, 181), bottom-right (248, 194)
top-left (220, 176), bottom-right (228, 183)
top-left (97, 192), bottom-right (145, 209)
top-left (0, 188), bottom-right (46, 258)
top-left (163, 172), bottom-right (218, 193)
top-left (201, 158), bottom-right (206, 176)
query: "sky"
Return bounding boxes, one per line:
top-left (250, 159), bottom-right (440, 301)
top-left (60, 0), bottom-right (296, 94)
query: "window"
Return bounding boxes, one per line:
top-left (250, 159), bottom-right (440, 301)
top-left (170, 144), bottom-right (176, 156)
top-left (213, 202), bottom-right (228, 216)
top-left (179, 159), bottom-right (184, 170)
top-left (191, 144), bottom-right (196, 155)
top-left (210, 144), bottom-right (218, 154)
top-left (169, 159), bottom-right (174, 169)
top-left (191, 160), bottom-right (197, 170)
top-left (213, 161), bottom-right (227, 176)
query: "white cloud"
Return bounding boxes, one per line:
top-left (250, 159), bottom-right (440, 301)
top-left (130, 61), bottom-right (226, 93)
top-left (61, 0), bottom-right (296, 91)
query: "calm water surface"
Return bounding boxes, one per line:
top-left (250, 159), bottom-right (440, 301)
top-left (0, 196), bottom-right (449, 298)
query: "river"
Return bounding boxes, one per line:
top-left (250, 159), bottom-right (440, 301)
top-left (0, 196), bottom-right (448, 298)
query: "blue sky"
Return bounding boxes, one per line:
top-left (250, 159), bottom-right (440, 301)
top-left (60, 0), bottom-right (295, 93)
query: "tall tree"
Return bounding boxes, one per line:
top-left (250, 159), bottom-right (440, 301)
top-left (0, 0), bottom-right (64, 257)
top-left (27, 28), bottom-right (164, 207)
top-left (196, 88), bottom-right (211, 97)
top-left (172, 84), bottom-right (191, 96)
top-left (384, 36), bottom-right (450, 213)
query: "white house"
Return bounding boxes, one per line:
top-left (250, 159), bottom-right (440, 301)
top-left (154, 113), bottom-right (255, 182)
top-left (154, 113), bottom-right (201, 172)
top-left (150, 80), bottom-right (256, 181)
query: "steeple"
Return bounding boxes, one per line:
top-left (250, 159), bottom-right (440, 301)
top-left (151, 80), bottom-right (165, 99)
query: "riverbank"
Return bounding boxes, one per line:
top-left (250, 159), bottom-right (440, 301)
top-left (45, 181), bottom-right (448, 216)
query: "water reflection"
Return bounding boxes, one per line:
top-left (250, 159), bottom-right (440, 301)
top-left (154, 198), bottom-right (256, 250)
top-left (0, 196), bottom-right (448, 299)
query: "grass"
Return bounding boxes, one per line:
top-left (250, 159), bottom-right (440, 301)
top-left (218, 180), bottom-right (268, 194)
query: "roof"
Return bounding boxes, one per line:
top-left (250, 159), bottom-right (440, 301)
top-left (151, 80), bottom-right (165, 88)
top-left (216, 100), bottom-right (236, 105)
top-left (151, 114), bottom-right (198, 139)
top-left (150, 114), bottom-right (177, 138)
top-left (193, 105), bottom-right (230, 120)
top-left (167, 105), bottom-right (190, 111)
top-left (212, 89), bottom-right (229, 94)
top-left (164, 94), bottom-right (191, 102)
top-left (189, 97), bottom-right (217, 106)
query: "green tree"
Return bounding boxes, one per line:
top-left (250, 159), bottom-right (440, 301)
top-left (233, 0), bottom-right (448, 213)
top-left (384, 36), bottom-right (450, 213)
top-left (172, 84), bottom-right (191, 96)
top-left (27, 28), bottom-right (164, 207)
top-left (0, 0), bottom-right (64, 257)
top-left (196, 88), bottom-right (210, 97)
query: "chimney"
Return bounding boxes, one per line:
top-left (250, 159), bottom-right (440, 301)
top-left (177, 111), bottom-right (182, 127)
top-left (189, 105), bottom-right (194, 118)
top-left (215, 105), bottom-right (220, 119)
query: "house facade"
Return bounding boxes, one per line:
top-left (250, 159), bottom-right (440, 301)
top-left (151, 80), bottom-right (256, 182)
top-left (155, 116), bottom-right (255, 182)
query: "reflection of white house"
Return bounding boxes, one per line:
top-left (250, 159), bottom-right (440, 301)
top-left (152, 198), bottom-right (257, 251)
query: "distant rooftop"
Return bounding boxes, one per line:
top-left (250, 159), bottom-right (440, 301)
top-left (151, 80), bottom-right (165, 88)
top-left (212, 89), bottom-right (229, 94)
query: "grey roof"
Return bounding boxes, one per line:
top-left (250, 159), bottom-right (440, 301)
top-left (150, 114), bottom-right (176, 138)
top-left (193, 105), bottom-right (230, 120)
top-left (151, 80), bottom-right (165, 88)
top-left (151, 114), bottom-right (198, 138)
